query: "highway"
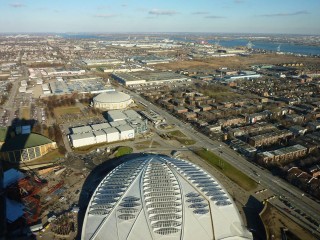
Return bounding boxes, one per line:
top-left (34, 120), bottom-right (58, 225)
top-left (124, 87), bottom-right (320, 234)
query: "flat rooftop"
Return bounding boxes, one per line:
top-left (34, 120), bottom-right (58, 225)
top-left (113, 71), bottom-right (189, 83)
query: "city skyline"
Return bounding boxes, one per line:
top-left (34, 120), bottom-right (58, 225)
top-left (1, 0), bottom-right (320, 34)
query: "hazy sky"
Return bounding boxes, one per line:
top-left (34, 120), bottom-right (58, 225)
top-left (1, 0), bottom-right (319, 34)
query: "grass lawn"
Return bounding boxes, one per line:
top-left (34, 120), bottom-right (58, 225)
top-left (135, 140), bottom-right (161, 150)
top-left (27, 149), bottom-right (62, 164)
top-left (166, 130), bottom-right (196, 146)
top-left (54, 106), bottom-right (81, 116)
top-left (21, 107), bottom-right (30, 119)
top-left (74, 142), bottom-right (108, 154)
top-left (195, 148), bottom-right (257, 191)
top-left (167, 130), bottom-right (187, 138)
top-left (115, 146), bottom-right (133, 157)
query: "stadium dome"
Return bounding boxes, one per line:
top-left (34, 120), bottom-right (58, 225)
top-left (82, 154), bottom-right (253, 240)
top-left (92, 91), bottom-right (133, 110)
top-left (0, 133), bottom-right (57, 162)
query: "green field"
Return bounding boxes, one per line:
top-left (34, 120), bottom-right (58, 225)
top-left (135, 140), bottom-right (161, 150)
top-left (167, 130), bottom-right (196, 146)
top-left (167, 130), bottom-right (187, 138)
top-left (74, 142), bottom-right (108, 153)
top-left (195, 148), bottom-right (258, 191)
top-left (115, 146), bottom-right (133, 157)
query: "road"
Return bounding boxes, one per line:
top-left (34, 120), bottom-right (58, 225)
top-left (124, 87), bottom-right (320, 234)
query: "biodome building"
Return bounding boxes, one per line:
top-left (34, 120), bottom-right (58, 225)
top-left (82, 154), bottom-right (253, 240)
top-left (92, 91), bottom-right (133, 110)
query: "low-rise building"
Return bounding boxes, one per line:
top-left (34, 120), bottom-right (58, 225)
top-left (117, 125), bottom-right (135, 140)
top-left (248, 130), bottom-right (293, 147)
top-left (70, 132), bottom-right (96, 148)
top-left (257, 144), bottom-right (308, 166)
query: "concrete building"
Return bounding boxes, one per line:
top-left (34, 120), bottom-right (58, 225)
top-left (107, 110), bottom-right (128, 122)
top-left (69, 132), bottom-right (96, 148)
top-left (83, 59), bottom-right (125, 66)
top-left (117, 125), bottom-right (135, 140)
top-left (91, 123), bottom-right (111, 131)
top-left (81, 154), bottom-right (253, 240)
top-left (69, 110), bottom-right (147, 147)
top-left (94, 130), bottom-right (107, 143)
top-left (71, 126), bottom-right (93, 134)
top-left (104, 127), bottom-right (120, 143)
top-left (93, 91), bottom-right (133, 110)
top-left (113, 71), bottom-right (189, 87)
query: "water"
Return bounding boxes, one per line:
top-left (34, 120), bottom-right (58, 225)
top-left (208, 39), bottom-right (320, 56)
top-left (60, 34), bottom-right (320, 56)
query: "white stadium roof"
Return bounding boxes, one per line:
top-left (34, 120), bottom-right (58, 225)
top-left (93, 91), bottom-right (132, 104)
top-left (82, 154), bottom-right (253, 240)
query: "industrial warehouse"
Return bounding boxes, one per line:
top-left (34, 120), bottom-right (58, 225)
top-left (69, 110), bottom-right (147, 148)
top-left (48, 77), bottom-right (113, 96)
top-left (92, 91), bottom-right (133, 110)
top-left (112, 71), bottom-right (190, 87)
top-left (81, 154), bottom-right (253, 240)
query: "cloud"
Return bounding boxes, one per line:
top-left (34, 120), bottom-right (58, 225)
top-left (205, 15), bottom-right (225, 19)
top-left (192, 11), bottom-right (210, 15)
top-left (149, 9), bottom-right (178, 16)
top-left (259, 10), bottom-right (309, 17)
top-left (10, 3), bottom-right (25, 8)
top-left (121, 4), bottom-right (127, 7)
top-left (94, 14), bottom-right (117, 18)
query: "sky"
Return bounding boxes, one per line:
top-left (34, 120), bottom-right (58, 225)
top-left (0, 0), bottom-right (319, 34)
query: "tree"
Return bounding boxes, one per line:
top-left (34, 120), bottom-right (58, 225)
top-left (58, 145), bottom-right (67, 155)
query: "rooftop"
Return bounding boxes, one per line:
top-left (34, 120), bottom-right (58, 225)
top-left (1, 133), bottom-right (53, 151)
top-left (82, 154), bottom-right (252, 240)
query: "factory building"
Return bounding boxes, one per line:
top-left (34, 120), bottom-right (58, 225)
top-left (104, 128), bottom-right (120, 143)
top-left (107, 110), bottom-right (128, 122)
top-left (93, 130), bottom-right (107, 143)
top-left (117, 125), bottom-right (135, 140)
top-left (112, 71), bottom-right (189, 87)
top-left (69, 110), bottom-right (147, 148)
top-left (92, 91), bottom-right (133, 110)
top-left (70, 132), bottom-right (96, 148)
top-left (83, 59), bottom-right (125, 66)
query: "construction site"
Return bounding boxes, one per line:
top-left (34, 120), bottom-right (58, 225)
top-left (3, 162), bottom-right (88, 239)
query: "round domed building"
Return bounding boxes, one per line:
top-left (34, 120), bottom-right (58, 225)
top-left (81, 154), bottom-right (253, 240)
top-left (0, 133), bottom-right (57, 163)
top-left (92, 91), bottom-right (133, 110)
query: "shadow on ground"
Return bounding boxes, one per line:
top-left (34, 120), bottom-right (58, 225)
top-left (243, 195), bottom-right (266, 240)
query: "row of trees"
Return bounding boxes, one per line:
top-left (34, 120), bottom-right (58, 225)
top-left (32, 122), bottom-right (66, 154)
top-left (0, 83), bottom-right (13, 106)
